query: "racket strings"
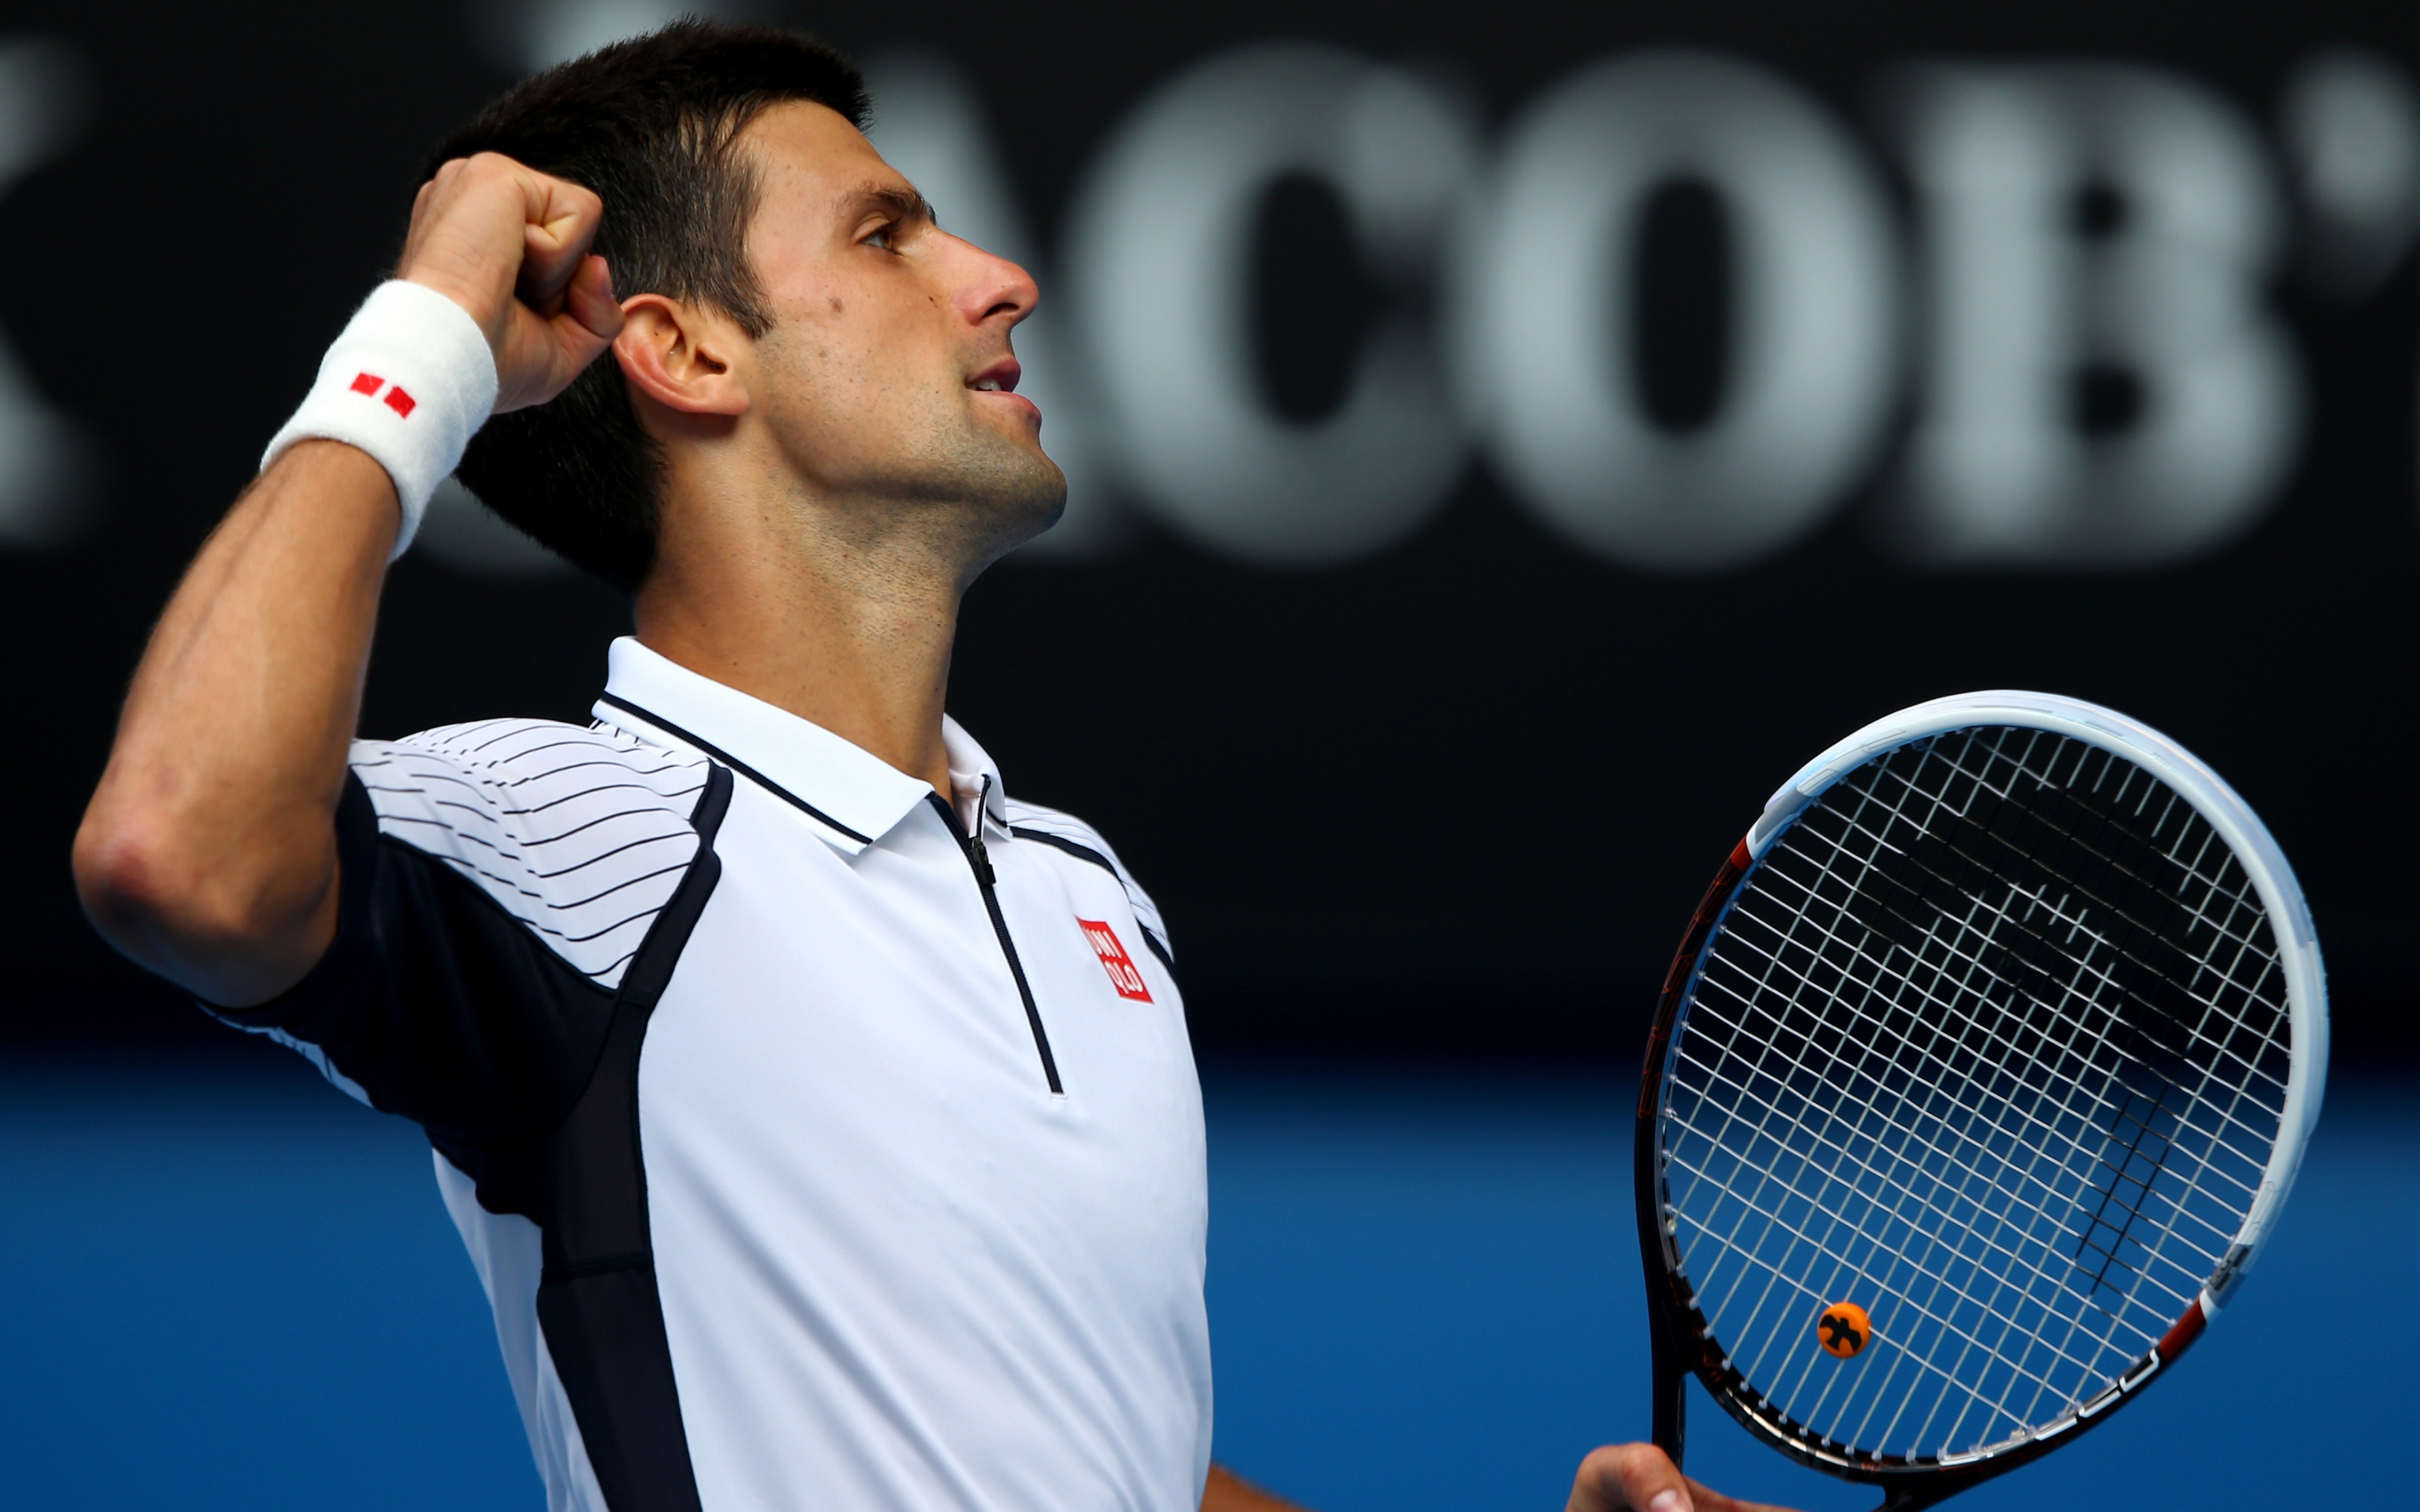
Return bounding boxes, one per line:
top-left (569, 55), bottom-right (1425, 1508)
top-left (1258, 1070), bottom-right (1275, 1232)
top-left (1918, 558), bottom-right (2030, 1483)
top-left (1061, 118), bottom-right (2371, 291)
top-left (1831, 744), bottom-right (2285, 1104)
top-left (1674, 730), bottom-right (2274, 1441)
top-left (1705, 856), bottom-right (2269, 1230)
top-left (1659, 726), bottom-right (2289, 1464)
top-left (1668, 908), bottom-right (2171, 1443)
top-left (1795, 728), bottom-right (2288, 1220)
top-left (1672, 824), bottom-right (2198, 1449)
top-left (1847, 731), bottom-right (2291, 1184)
top-left (1732, 730), bottom-right (2274, 1412)
top-left (1808, 755), bottom-right (2286, 1219)
top-left (1673, 888), bottom-right (2235, 1453)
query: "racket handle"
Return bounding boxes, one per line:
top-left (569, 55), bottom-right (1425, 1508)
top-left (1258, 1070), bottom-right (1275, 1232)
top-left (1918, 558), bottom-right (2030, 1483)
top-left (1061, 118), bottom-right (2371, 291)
top-left (1649, 1359), bottom-right (1686, 1470)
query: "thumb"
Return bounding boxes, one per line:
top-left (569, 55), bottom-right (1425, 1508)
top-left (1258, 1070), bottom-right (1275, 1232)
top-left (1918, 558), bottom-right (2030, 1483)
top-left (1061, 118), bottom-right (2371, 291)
top-left (497, 255), bottom-right (621, 414)
top-left (1569, 1445), bottom-right (1690, 1512)
top-left (1568, 1446), bottom-right (1799, 1512)
top-left (560, 255), bottom-right (623, 344)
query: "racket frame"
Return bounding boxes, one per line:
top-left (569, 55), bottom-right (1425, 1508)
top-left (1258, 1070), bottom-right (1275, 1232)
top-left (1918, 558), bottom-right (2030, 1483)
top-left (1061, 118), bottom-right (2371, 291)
top-left (1634, 692), bottom-right (2326, 1510)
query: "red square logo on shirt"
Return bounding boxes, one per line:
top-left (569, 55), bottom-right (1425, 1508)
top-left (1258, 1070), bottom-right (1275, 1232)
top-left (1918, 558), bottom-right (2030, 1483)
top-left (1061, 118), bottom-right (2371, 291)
top-left (1077, 919), bottom-right (1153, 1002)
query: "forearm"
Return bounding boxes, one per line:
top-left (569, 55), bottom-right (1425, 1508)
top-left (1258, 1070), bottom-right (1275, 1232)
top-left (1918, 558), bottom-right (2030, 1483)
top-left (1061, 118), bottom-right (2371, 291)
top-left (77, 151), bottom-right (611, 1004)
top-left (74, 440), bottom-right (398, 1004)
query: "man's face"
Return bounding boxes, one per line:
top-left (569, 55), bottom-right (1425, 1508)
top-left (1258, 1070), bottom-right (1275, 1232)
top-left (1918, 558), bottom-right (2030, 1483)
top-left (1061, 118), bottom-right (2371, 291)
top-left (737, 101), bottom-right (1064, 556)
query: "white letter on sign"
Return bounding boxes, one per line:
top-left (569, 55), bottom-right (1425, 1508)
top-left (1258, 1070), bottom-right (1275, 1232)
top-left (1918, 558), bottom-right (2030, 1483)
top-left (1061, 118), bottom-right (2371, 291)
top-left (1065, 44), bottom-right (1477, 566)
top-left (1455, 50), bottom-right (1901, 571)
top-left (0, 40), bottom-right (90, 549)
top-left (1894, 64), bottom-right (2300, 564)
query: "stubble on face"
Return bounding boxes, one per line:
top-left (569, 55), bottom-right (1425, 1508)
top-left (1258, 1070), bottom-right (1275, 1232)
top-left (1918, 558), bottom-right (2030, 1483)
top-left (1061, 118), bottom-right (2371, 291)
top-left (738, 105), bottom-right (1067, 579)
top-left (753, 315), bottom-right (1065, 555)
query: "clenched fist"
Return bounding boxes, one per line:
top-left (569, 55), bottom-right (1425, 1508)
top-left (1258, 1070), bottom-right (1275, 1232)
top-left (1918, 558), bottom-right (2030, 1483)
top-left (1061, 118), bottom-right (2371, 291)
top-left (395, 152), bottom-right (623, 413)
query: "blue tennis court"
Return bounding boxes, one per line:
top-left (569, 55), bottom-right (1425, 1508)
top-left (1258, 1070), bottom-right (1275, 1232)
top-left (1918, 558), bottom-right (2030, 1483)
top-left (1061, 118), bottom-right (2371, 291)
top-left (0, 1052), bottom-right (2405, 1509)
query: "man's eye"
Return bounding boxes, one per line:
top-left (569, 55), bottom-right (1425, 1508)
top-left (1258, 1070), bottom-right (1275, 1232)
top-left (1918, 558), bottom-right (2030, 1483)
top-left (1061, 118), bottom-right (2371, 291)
top-left (867, 222), bottom-right (897, 251)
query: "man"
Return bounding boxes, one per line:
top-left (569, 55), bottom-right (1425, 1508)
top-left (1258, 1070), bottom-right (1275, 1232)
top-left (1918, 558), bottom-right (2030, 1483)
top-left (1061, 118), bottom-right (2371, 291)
top-left (74, 20), bottom-right (1778, 1512)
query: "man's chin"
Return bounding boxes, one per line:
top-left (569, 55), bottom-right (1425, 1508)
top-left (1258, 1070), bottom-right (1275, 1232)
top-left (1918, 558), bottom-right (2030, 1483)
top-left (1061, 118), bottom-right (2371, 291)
top-left (991, 452), bottom-right (1069, 549)
top-left (923, 441), bottom-right (1064, 571)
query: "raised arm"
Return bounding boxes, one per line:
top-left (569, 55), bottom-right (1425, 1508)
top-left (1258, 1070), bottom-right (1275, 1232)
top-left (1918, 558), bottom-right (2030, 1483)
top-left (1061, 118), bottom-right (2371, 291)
top-left (72, 155), bottom-right (620, 1007)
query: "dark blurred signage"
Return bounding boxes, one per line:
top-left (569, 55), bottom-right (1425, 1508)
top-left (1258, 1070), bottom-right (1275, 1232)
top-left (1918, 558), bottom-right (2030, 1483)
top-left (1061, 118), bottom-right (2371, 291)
top-left (6, 1), bottom-right (2416, 1057)
top-left (883, 45), bottom-right (2406, 575)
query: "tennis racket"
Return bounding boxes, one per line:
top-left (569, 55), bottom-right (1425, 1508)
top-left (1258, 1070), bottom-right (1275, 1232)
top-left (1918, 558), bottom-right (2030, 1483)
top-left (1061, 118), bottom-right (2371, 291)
top-left (1634, 692), bottom-right (2325, 1510)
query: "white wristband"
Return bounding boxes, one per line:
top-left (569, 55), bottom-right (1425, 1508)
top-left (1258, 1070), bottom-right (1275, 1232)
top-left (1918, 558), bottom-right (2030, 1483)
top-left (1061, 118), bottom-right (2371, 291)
top-left (262, 280), bottom-right (500, 559)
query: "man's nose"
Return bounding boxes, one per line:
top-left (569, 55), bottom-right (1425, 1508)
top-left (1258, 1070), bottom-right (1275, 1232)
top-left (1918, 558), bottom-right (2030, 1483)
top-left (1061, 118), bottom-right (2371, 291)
top-left (946, 232), bottom-right (1038, 327)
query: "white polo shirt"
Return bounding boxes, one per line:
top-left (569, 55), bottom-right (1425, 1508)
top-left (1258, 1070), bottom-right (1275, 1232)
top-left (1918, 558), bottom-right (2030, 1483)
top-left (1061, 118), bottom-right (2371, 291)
top-left (221, 636), bottom-right (1211, 1512)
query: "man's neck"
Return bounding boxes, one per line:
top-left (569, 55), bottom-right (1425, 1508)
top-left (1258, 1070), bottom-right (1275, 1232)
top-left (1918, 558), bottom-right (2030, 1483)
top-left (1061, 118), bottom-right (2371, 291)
top-left (631, 491), bottom-right (967, 801)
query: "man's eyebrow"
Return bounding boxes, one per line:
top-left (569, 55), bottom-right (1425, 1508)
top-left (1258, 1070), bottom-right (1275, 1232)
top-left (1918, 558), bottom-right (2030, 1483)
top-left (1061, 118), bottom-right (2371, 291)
top-left (841, 183), bottom-right (937, 227)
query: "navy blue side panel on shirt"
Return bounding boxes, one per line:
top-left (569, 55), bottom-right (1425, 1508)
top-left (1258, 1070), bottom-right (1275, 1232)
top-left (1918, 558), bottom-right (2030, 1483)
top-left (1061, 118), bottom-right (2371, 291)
top-left (231, 770), bottom-right (619, 1150)
top-left (533, 762), bottom-right (730, 1512)
top-left (222, 762), bottom-right (735, 1512)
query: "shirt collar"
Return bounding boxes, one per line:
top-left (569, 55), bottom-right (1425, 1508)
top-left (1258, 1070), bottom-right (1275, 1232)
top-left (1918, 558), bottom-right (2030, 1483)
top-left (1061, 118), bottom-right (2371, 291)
top-left (593, 636), bottom-right (1005, 854)
top-left (942, 714), bottom-right (1010, 837)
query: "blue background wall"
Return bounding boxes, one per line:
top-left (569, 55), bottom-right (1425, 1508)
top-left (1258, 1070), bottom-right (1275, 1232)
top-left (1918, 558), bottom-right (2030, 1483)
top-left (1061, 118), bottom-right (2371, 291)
top-left (1, 1052), bottom-right (2404, 1509)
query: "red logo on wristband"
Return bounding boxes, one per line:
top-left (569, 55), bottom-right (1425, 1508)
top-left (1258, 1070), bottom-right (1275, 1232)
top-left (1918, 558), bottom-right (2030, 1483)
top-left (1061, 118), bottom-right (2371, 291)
top-left (349, 372), bottom-right (416, 418)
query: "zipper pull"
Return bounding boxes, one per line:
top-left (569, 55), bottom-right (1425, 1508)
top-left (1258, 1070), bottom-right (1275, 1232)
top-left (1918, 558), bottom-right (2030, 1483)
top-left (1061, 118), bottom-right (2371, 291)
top-left (968, 773), bottom-right (999, 887)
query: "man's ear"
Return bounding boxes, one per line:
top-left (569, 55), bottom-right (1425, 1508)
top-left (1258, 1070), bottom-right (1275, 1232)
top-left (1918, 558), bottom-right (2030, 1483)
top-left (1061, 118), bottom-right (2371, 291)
top-left (614, 294), bottom-right (752, 418)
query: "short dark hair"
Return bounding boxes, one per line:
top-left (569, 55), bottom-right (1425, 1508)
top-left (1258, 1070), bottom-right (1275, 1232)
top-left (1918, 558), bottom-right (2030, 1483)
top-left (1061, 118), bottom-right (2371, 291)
top-left (433, 20), bottom-right (870, 593)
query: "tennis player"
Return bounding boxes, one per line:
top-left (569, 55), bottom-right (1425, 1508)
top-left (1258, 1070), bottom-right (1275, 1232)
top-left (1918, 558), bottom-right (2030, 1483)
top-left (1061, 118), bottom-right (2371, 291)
top-left (74, 21), bottom-right (1783, 1512)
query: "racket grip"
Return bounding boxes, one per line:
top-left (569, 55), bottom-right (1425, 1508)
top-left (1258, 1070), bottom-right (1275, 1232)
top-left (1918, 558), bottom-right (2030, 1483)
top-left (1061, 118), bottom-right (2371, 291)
top-left (1649, 1358), bottom-right (1686, 1470)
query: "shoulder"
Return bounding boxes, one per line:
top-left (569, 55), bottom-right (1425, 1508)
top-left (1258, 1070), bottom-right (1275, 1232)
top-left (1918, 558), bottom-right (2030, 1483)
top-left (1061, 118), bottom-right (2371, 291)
top-left (380, 716), bottom-right (705, 787)
top-left (347, 717), bottom-right (713, 982)
top-left (1005, 797), bottom-right (1172, 961)
top-left (353, 716), bottom-right (710, 836)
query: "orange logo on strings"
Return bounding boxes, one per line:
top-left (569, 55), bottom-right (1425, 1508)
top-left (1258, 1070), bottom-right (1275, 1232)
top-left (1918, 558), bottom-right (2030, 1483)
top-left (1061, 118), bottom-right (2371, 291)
top-left (1818, 1302), bottom-right (1871, 1359)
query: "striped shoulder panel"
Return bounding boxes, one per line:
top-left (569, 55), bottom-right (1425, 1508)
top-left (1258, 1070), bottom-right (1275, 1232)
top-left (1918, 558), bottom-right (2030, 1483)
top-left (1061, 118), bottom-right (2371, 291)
top-left (348, 717), bottom-right (710, 989)
top-left (1004, 798), bottom-right (1172, 961)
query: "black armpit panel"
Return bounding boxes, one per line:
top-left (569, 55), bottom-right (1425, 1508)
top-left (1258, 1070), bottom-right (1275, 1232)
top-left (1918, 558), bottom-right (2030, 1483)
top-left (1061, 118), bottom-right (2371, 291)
top-left (220, 769), bottom-right (618, 1151)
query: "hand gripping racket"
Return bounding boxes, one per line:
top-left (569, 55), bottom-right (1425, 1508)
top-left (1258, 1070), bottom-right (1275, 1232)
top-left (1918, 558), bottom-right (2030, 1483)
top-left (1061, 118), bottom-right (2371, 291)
top-left (1634, 692), bottom-right (2326, 1510)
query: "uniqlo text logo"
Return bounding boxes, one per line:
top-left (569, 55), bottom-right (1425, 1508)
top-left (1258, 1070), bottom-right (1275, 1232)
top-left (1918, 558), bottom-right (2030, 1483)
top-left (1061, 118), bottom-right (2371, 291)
top-left (1077, 919), bottom-right (1152, 1002)
top-left (349, 371), bottom-right (417, 418)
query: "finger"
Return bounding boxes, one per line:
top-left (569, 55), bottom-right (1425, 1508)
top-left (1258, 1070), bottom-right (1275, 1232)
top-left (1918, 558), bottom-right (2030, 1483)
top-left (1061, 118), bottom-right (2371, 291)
top-left (562, 256), bottom-right (623, 342)
top-left (520, 222), bottom-right (570, 319)
top-left (541, 320), bottom-right (617, 404)
top-left (1679, 1475), bottom-right (1797, 1512)
top-left (493, 257), bottom-right (621, 413)
top-left (542, 259), bottom-right (621, 381)
top-left (514, 169), bottom-right (605, 310)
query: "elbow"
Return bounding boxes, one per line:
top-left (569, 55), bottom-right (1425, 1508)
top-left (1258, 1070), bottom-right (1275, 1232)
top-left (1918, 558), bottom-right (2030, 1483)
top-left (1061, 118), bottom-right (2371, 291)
top-left (74, 805), bottom-right (164, 940)
top-left (72, 801), bottom-right (330, 998)
top-left (73, 805), bottom-right (219, 953)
